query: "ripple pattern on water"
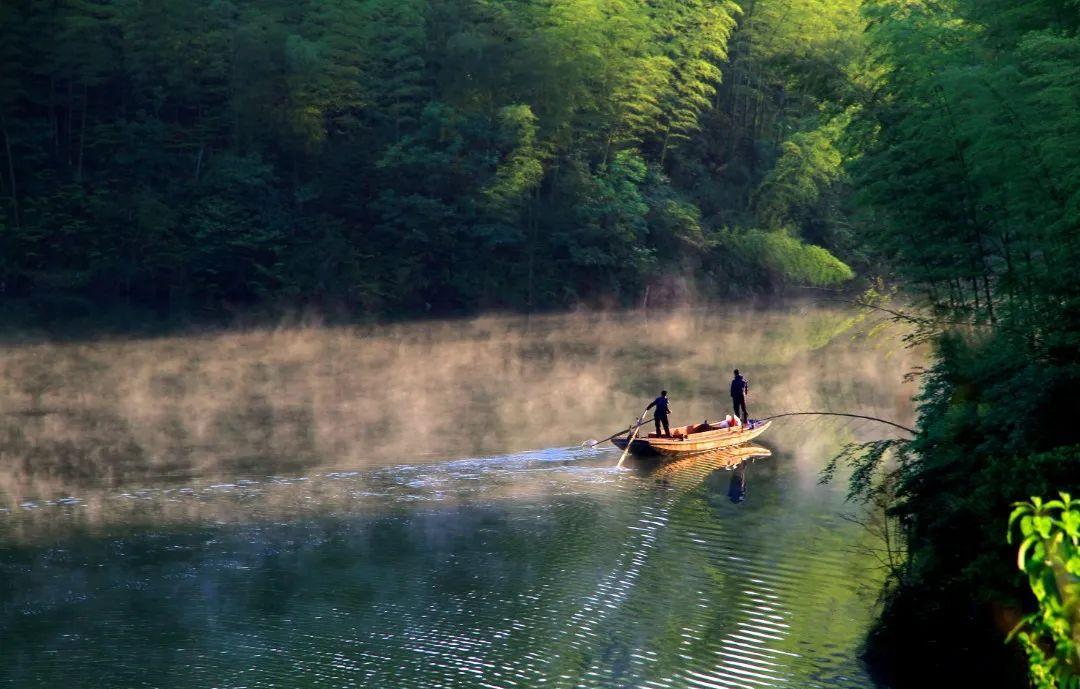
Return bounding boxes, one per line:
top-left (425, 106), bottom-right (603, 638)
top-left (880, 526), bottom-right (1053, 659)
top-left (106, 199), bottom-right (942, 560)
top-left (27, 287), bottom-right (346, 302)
top-left (1, 444), bottom-right (883, 689)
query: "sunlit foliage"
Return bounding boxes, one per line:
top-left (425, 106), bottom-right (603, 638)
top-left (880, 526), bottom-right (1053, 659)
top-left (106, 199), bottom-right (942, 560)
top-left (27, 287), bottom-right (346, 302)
top-left (1009, 494), bottom-right (1080, 689)
top-left (0, 0), bottom-right (857, 321)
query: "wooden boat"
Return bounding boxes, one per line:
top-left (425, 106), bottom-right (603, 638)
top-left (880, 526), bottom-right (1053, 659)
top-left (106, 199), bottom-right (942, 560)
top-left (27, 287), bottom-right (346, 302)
top-left (612, 419), bottom-right (771, 461)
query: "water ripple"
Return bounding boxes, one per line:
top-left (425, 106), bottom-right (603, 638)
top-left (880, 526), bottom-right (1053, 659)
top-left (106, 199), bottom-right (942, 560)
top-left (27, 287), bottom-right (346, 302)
top-left (1, 444), bottom-right (883, 689)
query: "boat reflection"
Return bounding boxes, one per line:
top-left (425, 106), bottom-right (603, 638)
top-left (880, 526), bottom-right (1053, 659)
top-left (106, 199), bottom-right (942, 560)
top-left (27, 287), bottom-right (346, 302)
top-left (626, 445), bottom-right (771, 494)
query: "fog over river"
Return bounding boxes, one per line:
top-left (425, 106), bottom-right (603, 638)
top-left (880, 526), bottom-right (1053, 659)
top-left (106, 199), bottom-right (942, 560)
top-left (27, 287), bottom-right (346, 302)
top-left (0, 302), bottom-right (920, 688)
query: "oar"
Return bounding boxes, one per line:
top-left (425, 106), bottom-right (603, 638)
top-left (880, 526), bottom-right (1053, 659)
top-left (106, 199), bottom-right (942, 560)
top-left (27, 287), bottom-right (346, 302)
top-left (583, 415), bottom-right (655, 448)
top-left (616, 409), bottom-right (650, 469)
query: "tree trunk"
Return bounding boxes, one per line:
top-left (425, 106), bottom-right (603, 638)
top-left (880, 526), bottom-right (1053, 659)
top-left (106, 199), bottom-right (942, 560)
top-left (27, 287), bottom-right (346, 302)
top-left (75, 83), bottom-right (88, 184)
top-left (950, 276), bottom-right (963, 311)
top-left (394, 96), bottom-right (401, 141)
top-left (601, 127), bottom-right (616, 168)
top-left (67, 80), bottom-right (74, 165)
top-left (1000, 228), bottom-right (1016, 311)
top-left (0, 109), bottom-right (20, 227)
top-left (982, 272), bottom-right (995, 324)
top-left (939, 89), bottom-right (996, 323)
top-left (49, 76), bottom-right (59, 158)
top-left (194, 143), bottom-right (205, 181)
top-left (526, 187), bottom-right (538, 311)
top-left (970, 269), bottom-right (980, 313)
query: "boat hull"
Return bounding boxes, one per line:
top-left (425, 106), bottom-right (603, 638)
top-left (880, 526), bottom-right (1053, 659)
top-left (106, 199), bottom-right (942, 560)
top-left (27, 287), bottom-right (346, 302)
top-left (612, 421), bottom-right (771, 461)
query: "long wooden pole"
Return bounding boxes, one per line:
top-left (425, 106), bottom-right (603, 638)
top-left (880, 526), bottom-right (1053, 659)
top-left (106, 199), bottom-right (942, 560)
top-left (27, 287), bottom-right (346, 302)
top-left (584, 416), bottom-right (655, 447)
top-left (616, 409), bottom-right (649, 469)
top-left (755, 411), bottom-right (915, 435)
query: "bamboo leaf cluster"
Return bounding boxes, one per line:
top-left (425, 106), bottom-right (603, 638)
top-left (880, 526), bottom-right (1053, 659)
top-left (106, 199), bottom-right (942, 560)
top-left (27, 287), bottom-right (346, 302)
top-left (0, 0), bottom-right (860, 320)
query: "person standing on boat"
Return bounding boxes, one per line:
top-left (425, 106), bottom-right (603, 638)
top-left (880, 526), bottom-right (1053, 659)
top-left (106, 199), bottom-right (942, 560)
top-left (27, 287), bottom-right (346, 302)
top-left (646, 390), bottom-right (671, 437)
top-left (731, 369), bottom-right (749, 425)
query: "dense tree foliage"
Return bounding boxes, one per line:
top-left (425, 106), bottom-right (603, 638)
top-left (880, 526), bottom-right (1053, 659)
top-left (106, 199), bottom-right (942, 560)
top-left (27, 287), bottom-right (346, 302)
top-left (834, 0), bottom-right (1080, 685)
top-left (0, 0), bottom-right (858, 320)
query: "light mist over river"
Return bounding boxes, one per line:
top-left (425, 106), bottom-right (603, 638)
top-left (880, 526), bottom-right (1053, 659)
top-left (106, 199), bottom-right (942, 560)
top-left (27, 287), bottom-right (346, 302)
top-left (0, 302), bottom-right (920, 688)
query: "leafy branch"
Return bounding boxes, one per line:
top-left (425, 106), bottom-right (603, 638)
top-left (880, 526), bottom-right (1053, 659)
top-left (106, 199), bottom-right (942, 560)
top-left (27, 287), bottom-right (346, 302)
top-left (819, 437), bottom-right (910, 504)
top-left (1007, 493), bottom-right (1080, 689)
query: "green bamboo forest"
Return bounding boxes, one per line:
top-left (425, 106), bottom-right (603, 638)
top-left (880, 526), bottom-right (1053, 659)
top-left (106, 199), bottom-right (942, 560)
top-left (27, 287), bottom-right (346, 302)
top-left (1, 0), bottom-right (1078, 687)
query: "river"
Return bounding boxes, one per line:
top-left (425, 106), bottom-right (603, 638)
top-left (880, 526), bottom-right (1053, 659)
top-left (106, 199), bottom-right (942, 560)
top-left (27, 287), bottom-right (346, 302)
top-left (0, 303), bottom-right (919, 688)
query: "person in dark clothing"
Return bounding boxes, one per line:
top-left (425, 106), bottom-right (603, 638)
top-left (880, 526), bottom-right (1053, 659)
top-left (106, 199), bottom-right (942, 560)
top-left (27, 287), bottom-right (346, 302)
top-left (646, 390), bottom-right (671, 437)
top-left (730, 369), bottom-right (749, 424)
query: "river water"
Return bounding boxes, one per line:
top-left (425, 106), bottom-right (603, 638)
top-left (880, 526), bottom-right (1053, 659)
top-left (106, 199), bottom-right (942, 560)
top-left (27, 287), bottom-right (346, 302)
top-left (0, 303), bottom-right (919, 688)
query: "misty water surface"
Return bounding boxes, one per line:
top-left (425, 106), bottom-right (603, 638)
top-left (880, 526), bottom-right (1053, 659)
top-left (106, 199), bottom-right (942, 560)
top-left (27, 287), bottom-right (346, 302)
top-left (0, 303), bottom-right (919, 688)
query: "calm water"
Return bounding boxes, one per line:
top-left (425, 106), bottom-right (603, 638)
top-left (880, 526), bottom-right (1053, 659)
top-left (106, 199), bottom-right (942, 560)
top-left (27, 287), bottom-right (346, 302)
top-left (0, 304), bottom-right (918, 688)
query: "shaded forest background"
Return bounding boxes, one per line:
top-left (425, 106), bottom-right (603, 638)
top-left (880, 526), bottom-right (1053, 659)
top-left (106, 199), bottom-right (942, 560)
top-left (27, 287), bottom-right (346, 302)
top-left (0, 0), bottom-right (859, 320)
top-left (2, 0), bottom-right (1079, 687)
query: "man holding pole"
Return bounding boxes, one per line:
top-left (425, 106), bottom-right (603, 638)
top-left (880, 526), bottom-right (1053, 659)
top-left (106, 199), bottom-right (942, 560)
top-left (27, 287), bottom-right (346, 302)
top-left (731, 369), bottom-right (749, 425)
top-left (646, 390), bottom-right (671, 437)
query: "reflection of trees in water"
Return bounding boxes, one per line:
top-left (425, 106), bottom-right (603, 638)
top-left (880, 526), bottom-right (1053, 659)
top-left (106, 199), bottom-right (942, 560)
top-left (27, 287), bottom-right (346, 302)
top-left (0, 304), bottom-right (920, 513)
